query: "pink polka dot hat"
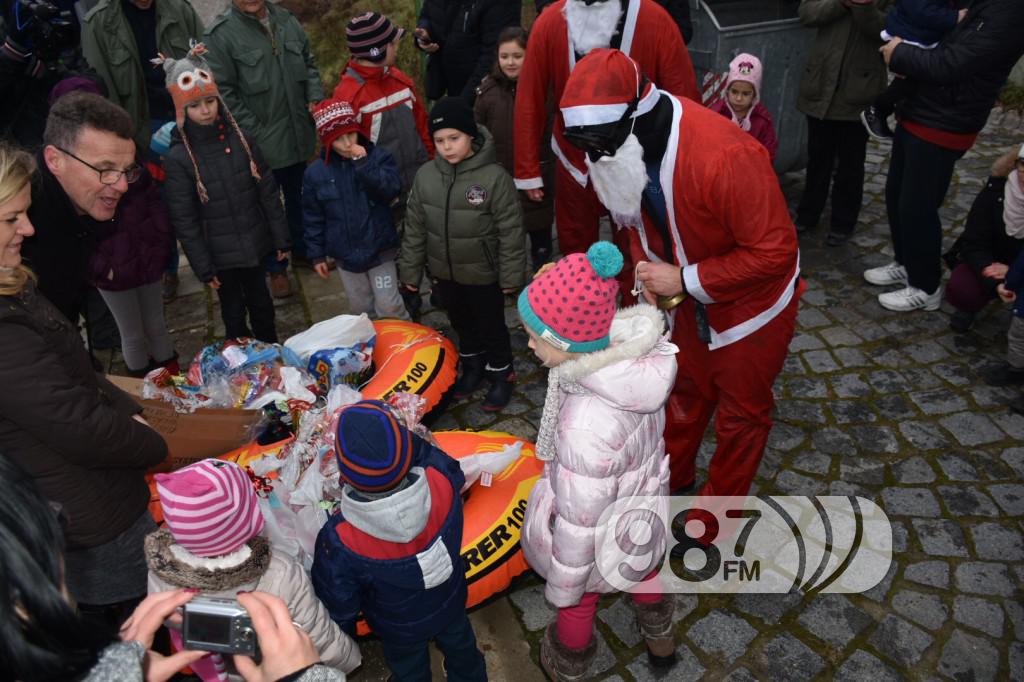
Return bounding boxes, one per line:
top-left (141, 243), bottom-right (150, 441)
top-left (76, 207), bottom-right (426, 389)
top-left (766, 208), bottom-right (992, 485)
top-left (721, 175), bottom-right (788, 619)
top-left (518, 242), bottom-right (624, 353)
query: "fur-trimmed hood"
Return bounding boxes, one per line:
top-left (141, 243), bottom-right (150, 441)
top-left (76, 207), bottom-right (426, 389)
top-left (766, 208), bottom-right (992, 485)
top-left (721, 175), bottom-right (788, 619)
top-left (558, 303), bottom-right (677, 414)
top-left (145, 528), bottom-right (270, 592)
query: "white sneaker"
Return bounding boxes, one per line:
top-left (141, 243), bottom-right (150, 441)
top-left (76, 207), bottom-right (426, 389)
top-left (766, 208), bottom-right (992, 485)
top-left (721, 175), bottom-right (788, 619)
top-left (863, 262), bottom-right (908, 286)
top-left (878, 285), bottom-right (943, 312)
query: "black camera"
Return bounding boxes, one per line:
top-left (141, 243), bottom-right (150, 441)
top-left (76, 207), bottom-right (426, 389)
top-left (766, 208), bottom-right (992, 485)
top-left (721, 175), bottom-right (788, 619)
top-left (182, 597), bottom-right (259, 656)
top-left (7, 0), bottom-right (79, 61)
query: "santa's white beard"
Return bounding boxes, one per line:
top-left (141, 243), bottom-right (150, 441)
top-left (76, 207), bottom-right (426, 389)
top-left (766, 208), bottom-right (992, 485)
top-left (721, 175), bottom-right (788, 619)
top-left (586, 133), bottom-right (647, 229)
top-left (565, 0), bottom-right (622, 56)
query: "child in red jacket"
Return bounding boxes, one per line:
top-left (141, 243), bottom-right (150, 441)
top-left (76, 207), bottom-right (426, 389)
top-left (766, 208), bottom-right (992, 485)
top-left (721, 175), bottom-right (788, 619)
top-left (708, 53), bottom-right (778, 162)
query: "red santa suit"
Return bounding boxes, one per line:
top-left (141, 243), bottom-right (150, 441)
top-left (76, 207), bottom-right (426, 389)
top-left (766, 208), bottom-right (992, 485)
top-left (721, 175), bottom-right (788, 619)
top-left (561, 55), bottom-right (804, 499)
top-left (513, 0), bottom-right (699, 265)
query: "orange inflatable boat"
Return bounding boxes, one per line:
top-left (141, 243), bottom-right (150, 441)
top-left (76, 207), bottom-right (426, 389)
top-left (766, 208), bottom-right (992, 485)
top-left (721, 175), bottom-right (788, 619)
top-left (361, 320), bottom-right (458, 412)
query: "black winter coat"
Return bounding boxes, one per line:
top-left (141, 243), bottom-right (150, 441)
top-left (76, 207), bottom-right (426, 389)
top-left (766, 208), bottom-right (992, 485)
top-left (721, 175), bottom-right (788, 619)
top-left (891, 0), bottom-right (1024, 135)
top-left (944, 175), bottom-right (1023, 292)
top-left (417, 0), bottom-right (522, 101)
top-left (0, 280), bottom-right (167, 549)
top-left (163, 116), bottom-right (290, 283)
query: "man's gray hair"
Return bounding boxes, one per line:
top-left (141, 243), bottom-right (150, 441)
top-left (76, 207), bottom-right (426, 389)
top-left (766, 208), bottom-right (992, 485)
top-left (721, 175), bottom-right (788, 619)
top-left (42, 92), bottom-right (135, 151)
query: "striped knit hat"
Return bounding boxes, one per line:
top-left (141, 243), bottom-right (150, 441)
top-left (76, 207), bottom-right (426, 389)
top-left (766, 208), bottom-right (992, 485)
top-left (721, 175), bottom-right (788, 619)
top-left (313, 99), bottom-right (360, 164)
top-left (346, 12), bottom-right (404, 62)
top-left (518, 241), bottom-right (624, 353)
top-left (155, 459), bottom-right (265, 558)
top-left (334, 400), bottom-right (415, 492)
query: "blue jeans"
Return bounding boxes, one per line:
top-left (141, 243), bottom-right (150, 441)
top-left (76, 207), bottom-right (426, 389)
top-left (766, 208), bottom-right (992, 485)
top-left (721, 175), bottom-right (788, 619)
top-left (265, 162), bottom-right (307, 273)
top-left (379, 611), bottom-right (487, 682)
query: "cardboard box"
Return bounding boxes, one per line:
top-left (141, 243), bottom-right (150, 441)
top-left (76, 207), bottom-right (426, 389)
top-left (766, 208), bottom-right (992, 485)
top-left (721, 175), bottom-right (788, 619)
top-left (107, 375), bottom-right (262, 473)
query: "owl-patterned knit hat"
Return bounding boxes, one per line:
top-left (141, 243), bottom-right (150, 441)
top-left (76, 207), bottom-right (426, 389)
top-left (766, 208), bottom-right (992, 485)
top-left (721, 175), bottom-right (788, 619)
top-left (518, 241), bottom-right (624, 353)
top-left (153, 41), bottom-right (260, 203)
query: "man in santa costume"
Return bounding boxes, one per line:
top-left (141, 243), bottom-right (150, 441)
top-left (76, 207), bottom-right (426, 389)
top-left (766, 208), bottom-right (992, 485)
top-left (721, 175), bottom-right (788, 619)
top-left (559, 49), bottom-right (802, 534)
top-left (514, 0), bottom-right (699, 286)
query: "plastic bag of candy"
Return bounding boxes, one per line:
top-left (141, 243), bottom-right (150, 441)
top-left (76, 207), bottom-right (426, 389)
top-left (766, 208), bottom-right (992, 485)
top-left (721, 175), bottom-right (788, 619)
top-left (141, 367), bottom-right (213, 412)
top-left (185, 338), bottom-right (282, 388)
top-left (307, 345), bottom-right (373, 393)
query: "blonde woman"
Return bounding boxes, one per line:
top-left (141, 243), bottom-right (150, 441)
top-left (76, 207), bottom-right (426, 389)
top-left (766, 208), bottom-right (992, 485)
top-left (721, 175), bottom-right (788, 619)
top-left (0, 143), bottom-right (168, 631)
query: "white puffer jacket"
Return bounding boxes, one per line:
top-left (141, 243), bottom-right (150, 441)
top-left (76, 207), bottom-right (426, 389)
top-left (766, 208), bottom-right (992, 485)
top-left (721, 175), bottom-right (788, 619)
top-left (521, 305), bottom-right (678, 608)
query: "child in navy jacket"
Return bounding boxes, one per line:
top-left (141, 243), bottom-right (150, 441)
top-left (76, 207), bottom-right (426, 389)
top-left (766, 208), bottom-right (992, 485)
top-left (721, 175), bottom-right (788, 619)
top-left (861, 0), bottom-right (968, 139)
top-left (311, 400), bottom-right (487, 681)
top-left (305, 100), bottom-right (410, 320)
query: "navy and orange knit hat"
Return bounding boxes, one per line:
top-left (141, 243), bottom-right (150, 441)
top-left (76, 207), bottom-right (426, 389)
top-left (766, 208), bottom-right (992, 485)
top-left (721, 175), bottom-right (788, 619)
top-left (334, 400), bottom-right (415, 492)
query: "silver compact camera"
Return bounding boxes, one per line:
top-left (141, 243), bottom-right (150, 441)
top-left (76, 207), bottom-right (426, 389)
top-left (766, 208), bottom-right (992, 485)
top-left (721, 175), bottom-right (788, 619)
top-left (182, 596), bottom-right (259, 656)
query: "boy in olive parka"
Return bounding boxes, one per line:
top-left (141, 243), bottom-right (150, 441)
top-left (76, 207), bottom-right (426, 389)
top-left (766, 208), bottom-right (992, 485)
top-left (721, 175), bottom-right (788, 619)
top-left (399, 97), bottom-right (526, 411)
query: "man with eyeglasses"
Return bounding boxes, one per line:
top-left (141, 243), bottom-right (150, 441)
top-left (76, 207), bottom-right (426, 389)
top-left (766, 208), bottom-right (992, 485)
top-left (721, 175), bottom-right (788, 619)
top-left (21, 90), bottom-right (139, 325)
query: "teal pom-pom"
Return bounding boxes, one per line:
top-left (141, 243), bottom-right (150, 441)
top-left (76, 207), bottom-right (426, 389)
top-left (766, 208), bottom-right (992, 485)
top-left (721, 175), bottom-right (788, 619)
top-left (586, 241), bottom-right (624, 279)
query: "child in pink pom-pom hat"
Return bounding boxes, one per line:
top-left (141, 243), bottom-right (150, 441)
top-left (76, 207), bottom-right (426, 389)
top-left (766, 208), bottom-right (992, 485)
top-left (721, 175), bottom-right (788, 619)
top-left (516, 241), bottom-right (683, 678)
top-left (709, 53), bottom-right (778, 162)
top-left (145, 459), bottom-right (360, 681)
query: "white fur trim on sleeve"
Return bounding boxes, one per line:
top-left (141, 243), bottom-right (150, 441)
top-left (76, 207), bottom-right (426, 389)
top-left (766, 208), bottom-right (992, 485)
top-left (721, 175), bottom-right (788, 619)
top-left (682, 264), bottom-right (714, 304)
top-left (515, 176), bottom-right (544, 190)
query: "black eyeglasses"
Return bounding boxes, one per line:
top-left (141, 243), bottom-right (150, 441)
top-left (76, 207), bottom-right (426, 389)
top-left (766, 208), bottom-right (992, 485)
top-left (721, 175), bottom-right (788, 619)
top-left (57, 147), bottom-right (141, 185)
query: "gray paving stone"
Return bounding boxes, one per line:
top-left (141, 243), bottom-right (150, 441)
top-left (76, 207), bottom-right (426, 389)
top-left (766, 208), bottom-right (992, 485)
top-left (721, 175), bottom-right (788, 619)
top-left (820, 326), bottom-right (863, 347)
top-left (626, 643), bottom-right (705, 682)
top-left (909, 388), bottom-right (969, 415)
top-left (830, 400), bottom-right (878, 424)
top-left (812, 427), bottom-right (856, 455)
top-left (830, 373), bottom-right (873, 398)
top-left (833, 347), bottom-right (872, 368)
top-left (987, 483), bottom-right (1024, 515)
top-left (796, 594), bottom-right (873, 648)
top-left (900, 367), bottom-right (944, 390)
top-left (904, 561), bottom-right (950, 589)
top-left (954, 596), bottom-right (1004, 638)
top-left (776, 400), bottom-right (828, 425)
top-left (912, 519), bottom-right (968, 557)
top-left (867, 370), bottom-right (913, 394)
top-left (797, 308), bottom-right (831, 329)
top-left (1007, 599), bottom-right (1024, 642)
top-left (868, 614), bottom-right (934, 667)
top-left (892, 590), bottom-right (950, 631)
top-left (721, 668), bottom-right (758, 682)
top-left (597, 597), bottom-right (643, 648)
top-left (883, 488), bottom-right (942, 518)
top-left (904, 340), bottom-right (951, 363)
top-left (840, 459), bottom-right (886, 485)
top-left (872, 348), bottom-right (910, 369)
top-left (873, 394), bottom-right (918, 420)
top-left (508, 584), bottom-right (555, 631)
top-left (969, 523), bottom-right (1024, 561)
top-left (861, 561), bottom-right (898, 603)
top-left (792, 452), bottom-right (832, 476)
top-left (937, 485), bottom-right (1000, 517)
top-left (992, 411), bottom-right (1024, 440)
top-left (937, 629), bottom-right (1000, 682)
top-left (834, 650), bottom-right (902, 682)
top-left (931, 361), bottom-right (974, 386)
top-left (898, 421), bottom-right (950, 451)
top-left (584, 631), bottom-right (616, 678)
top-left (955, 562), bottom-right (1017, 597)
top-left (755, 632), bottom-right (825, 681)
top-left (790, 333), bottom-right (825, 352)
top-left (892, 520), bottom-right (909, 553)
top-left (775, 470), bottom-right (827, 495)
top-left (940, 412), bottom-right (1006, 446)
top-left (849, 425), bottom-right (900, 454)
top-left (969, 384), bottom-right (1019, 409)
top-left (733, 592), bottom-right (803, 625)
top-left (1001, 447), bottom-right (1024, 478)
top-left (893, 456), bottom-right (937, 484)
top-left (767, 423), bottom-right (807, 452)
top-left (936, 454), bottom-right (980, 481)
top-left (782, 355), bottom-right (806, 375)
top-left (1009, 643), bottom-right (1024, 681)
top-left (687, 610), bottom-right (758, 664)
top-left (786, 376), bottom-right (828, 399)
top-left (804, 349), bottom-right (840, 373)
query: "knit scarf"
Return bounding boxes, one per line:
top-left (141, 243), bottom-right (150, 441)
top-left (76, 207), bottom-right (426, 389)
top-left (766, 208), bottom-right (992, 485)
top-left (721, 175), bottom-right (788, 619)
top-left (533, 367), bottom-right (588, 461)
top-left (727, 103), bottom-right (752, 132)
top-left (1005, 170), bottom-right (1024, 239)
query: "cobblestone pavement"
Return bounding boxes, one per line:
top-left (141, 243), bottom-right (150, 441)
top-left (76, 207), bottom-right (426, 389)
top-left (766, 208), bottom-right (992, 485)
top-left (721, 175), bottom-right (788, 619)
top-left (98, 111), bottom-right (1024, 680)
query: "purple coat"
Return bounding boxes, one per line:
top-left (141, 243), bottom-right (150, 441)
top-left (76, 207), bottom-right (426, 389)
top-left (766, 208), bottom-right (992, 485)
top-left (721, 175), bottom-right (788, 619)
top-left (89, 167), bottom-right (173, 291)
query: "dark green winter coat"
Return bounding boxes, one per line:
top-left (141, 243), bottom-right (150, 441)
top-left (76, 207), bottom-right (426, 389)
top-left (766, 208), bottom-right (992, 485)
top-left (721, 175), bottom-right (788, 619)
top-left (399, 127), bottom-right (526, 290)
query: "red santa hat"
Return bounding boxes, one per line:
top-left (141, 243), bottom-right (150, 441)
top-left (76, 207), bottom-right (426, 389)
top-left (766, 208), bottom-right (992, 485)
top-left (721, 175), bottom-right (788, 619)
top-left (559, 48), bottom-right (660, 129)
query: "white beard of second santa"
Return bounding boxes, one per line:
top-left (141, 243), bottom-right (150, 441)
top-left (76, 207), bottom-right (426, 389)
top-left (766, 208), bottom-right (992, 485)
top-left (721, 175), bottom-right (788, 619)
top-left (565, 0), bottom-right (623, 56)
top-left (586, 133), bottom-right (648, 229)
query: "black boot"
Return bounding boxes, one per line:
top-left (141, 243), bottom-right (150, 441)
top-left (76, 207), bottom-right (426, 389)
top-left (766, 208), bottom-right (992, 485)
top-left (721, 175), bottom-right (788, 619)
top-left (452, 354), bottom-right (486, 399)
top-left (482, 366), bottom-right (515, 412)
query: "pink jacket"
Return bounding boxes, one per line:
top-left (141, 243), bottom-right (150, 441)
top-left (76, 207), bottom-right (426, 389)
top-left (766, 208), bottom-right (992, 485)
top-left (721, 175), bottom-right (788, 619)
top-left (709, 98), bottom-right (778, 162)
top-left (521, 305), bottom-right (678, 608)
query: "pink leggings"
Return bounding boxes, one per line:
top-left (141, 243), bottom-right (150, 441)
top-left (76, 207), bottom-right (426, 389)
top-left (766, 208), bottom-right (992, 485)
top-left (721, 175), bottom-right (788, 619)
top-left (556, 577), bottom-right (664, 649)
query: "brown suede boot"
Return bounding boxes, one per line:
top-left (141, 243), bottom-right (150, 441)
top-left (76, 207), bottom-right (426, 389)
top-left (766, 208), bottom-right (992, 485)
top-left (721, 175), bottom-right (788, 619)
top-left (540, 623), bottom-right (597, 682)
top-left (626, 596), bottom-right (677, 668)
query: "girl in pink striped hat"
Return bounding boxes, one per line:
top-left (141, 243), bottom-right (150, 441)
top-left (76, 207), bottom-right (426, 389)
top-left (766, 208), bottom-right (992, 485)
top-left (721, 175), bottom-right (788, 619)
top-left (147, 459), bottom-right (360, 680)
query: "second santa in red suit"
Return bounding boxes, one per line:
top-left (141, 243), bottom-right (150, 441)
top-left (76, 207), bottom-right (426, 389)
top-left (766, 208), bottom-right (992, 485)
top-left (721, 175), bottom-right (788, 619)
top-left (514, 0), bottom-right (699, 282)
top-left (558, 49), bottom-right (803, 528)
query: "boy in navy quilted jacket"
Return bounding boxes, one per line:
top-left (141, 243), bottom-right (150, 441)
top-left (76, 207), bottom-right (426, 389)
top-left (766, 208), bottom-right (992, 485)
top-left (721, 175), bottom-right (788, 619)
top-left (304, 99), bottom-right (410, 320)
top-left (860, 0), bottom-right (968, 139)
top-left (311, 400), bottom-right (487, 681)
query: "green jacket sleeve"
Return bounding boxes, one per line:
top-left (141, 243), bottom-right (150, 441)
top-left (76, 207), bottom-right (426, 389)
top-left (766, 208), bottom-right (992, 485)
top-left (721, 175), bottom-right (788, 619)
top-left (203, 30), bottom-right (263, 138)
top-left (184, 2), bottom-right (205, 41)
top-left (849, 0), bottom-right (889, 40)
top-left (798, 0), bottom-right (847, 27)
top-left (80, 21), bottom-right (116, 108)
top-left (492, 171), bottom-right (526, 290)
top-left (399, 176), bottom-right (428, 287)
top-left (299, 27), bottom-right (324, 103)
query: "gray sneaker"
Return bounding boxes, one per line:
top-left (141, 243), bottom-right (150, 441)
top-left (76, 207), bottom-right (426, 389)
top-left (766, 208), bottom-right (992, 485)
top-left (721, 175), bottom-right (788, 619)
top-left (863, 262), bottom-right (908, 286)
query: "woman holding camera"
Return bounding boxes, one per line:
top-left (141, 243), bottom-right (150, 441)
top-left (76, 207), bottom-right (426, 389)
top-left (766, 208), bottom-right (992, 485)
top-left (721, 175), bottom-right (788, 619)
top-left (0, 453), bottom-right (346, 682)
